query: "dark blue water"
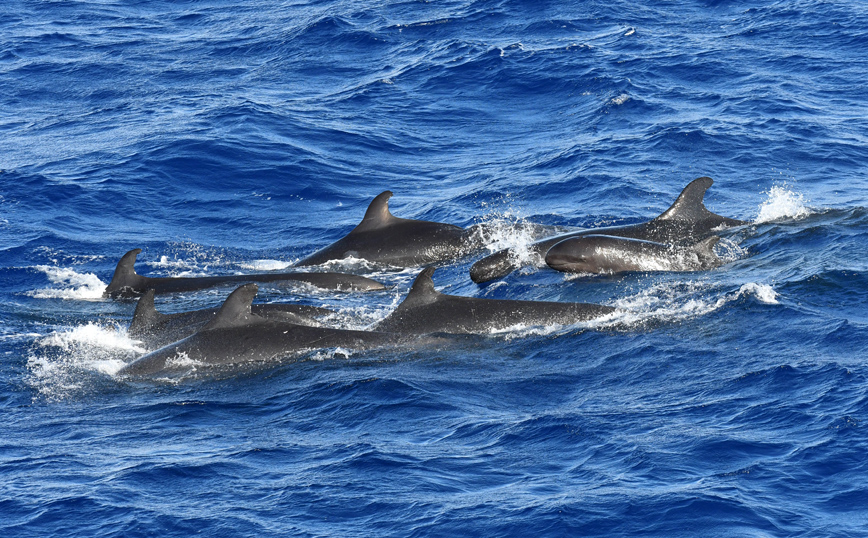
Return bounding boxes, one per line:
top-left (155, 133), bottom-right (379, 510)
top-left (2, 1), bottom-right (867, 536)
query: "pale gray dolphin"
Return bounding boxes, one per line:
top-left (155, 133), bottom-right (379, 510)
top-left (295, 191), bottom-right (482, 267)
top-left (545, 235), bottom-right (722, 274)
top-left (129, 289), bottom-right (335, 349)
top-left (118, 284), bottom-right (400, 377)
top-left (470, 177), bottom-right (746, 283)
top-left (373, 267), bottom-right (615, 335)
top-left (104, 249), bottom-right (385, 298)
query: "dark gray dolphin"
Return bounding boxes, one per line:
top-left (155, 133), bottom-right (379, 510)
top-left (295, 191), bottom-right (482, 267)
top-left (129, 289), bottom-right (335, 349)
top-left (104, 248), bottom-right (385, 298)
top-left (545, 235), bottom-right (722, 274)
top-left (373, 267), bottom-right (615, 335)
top-left (118, 284), bottom-right (401, 377)
top-left (470, 177), bottom-right (746, 283)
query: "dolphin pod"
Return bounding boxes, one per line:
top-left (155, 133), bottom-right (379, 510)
top-left (109, 177), bottom-right (746, 376)
top-left (545, 235), bottom-right (722, 275)
top-left (295, 191), bottom-right (483, 267)
top-left (118, 284), bottom-right (402, 377)
top-left (129, 289), bottom-right (335, 349)
top-left (103, 248), bottom-right (386, 298)
top-left (469, 177), bottom-right (746, 283)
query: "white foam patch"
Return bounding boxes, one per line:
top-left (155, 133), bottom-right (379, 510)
top-left (755, 186), bottom-right (812, 223)
top-left (26, 323), bottom-right (144, 399)
top-left (739, 283), bottom-right (779, 304)
top-left (472, 212), bottom-right (551, 268)
top-left (239, 259), bottom-right (295, 271)
top-left (309, 347), bottom-right (354, 361)
top-left (29, 266), bottom-right (106, 300)
top-left (610, 93), bottom-right (630, 105)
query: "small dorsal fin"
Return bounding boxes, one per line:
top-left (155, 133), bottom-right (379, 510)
top-left (104, 248), bottom-right (146, 297)
top-left (351, 191), bottom-right (397, 233)
top-left (402, 267), bottom-right (441, 306)
top-left (655, 177), bottom-right (716, 222)
top-left (693, 236), bottom-right (721, 267)
top-left (202, 283), bottom-right (260, 331)
top-left (129, 289), bottom-right (166, 334)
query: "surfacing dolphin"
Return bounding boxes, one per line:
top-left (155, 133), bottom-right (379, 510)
top-left (373, 267), bottom-right (615, 335)
top-left (545, 235), bottom-right (722, 275)
top-left (295, 191), bottom-right (482, 267)
top-left (129, 289), bottom-right (335, 349)
top-left (469, 177), bottom-right (746, 283)
top-left (104, 249), bottom-right (385, 298)
top-left (118, 284), bottom-right (401, 377)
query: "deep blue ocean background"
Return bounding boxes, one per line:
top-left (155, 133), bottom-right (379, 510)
top-left (2, 1), bottom-right (868, 536)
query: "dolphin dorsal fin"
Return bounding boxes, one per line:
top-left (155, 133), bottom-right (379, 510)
top-left (693, 236), bottom-right (721, 267)
top-left (104, 248), bottom-right (146, 296)
top-left (129, 289), bottom-right (166, 333)
top-left (351, 191), bottom-right (397, 233)
top-left (654, 177), bottom-right (716, 222)
top-left (202, 284), bottom-right (260, 331)
top-left (402, 267), bottom-right (441, 306)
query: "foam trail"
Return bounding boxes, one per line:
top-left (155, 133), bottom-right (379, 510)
top-left (29, 266), bottom-right (106, 300)
top-left (756, 186), bottom-right (811, 223)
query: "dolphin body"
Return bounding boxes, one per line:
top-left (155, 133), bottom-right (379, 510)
top-left (545, 235), bottom-right (722, 274)
top-left (469, 177), bottom-right (746, 283)
top-left (104, 249), bottom-right (385, 298)
top-left (295, 191), bottom-right (482, 267)
top-left (128, 289), bottom-right (335, 349)
top-left (117, 284), bottom-right (400, 377)
top-left (373, 267), bottom-right (615, 335)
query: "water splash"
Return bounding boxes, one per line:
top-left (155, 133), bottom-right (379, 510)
top-left (29, 266), bottom-right (106, 300)
top-left (26, 322), bottom-right (142, 399)
top-left (756, 186), bottom-right (811, 223)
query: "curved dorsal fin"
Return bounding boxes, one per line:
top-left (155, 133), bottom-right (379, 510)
top-left (401, 267), bottom-right (441, 307)
top-left (351, 191), bottom-right (397, 233)
top-left (202, 283), bottom-right (260, 331)
top-left (104, 248), bottom-right (146, 297)
top-left (654, 177), bottom-right (716, 222)
top-left (129, 289), bottom-right (166, 333)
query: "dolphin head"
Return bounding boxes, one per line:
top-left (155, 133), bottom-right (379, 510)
top-left (544, 239), bottom-right (600, 274)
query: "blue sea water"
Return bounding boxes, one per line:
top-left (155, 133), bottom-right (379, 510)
top-left (2, 0), bottom-right (868, 535)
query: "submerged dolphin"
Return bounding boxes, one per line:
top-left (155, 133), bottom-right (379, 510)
top-left (104, 249), bottom-right (385, 298)
top-left (545, 235), bottom-right (722, 274)
top-left (296, 191), bottom-right (482, 267)
top-left (118, 284), bottom-right (400, 377)
top-left (129, 289), bottom-right (335, 349)
top-left (373, 267), bottom-right (615, 335)
top-left (470, 177), bottom-right (746, 283)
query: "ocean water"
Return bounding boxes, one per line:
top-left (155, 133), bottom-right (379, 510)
top-left (2, 0), bottom-right (867, 536)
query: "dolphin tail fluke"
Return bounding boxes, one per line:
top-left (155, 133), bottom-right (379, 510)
top-left (202, 283), bottom-right (260, 331)
top-left (104, 248), bottom-right (146, 298)
top-left (694, 236), bottom-right (722, 268)
top-left (128, 290), bottom-right (166, 336)
top-left (351, 191), bottom-right (396, 233)
top-left (655, 177), bottom-right (747, 226)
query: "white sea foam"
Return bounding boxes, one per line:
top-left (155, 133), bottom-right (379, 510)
top-left (739, 282), bottom-right (779, 304)
top-left (26, 322), bottom-right (143, 399)
top-left (755, 185), bottom-right (812, 223)
top-left (29, 266), bottom-right (106, 300)
top-left (240, 259), bottom-right (295, 271)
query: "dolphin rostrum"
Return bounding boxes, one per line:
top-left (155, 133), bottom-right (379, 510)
top-left (373, 267), bottom-right (615, 335)
top-left (117, 284), bottom-right (401, 377)
top-left (104, 248), bottom-right (385, 298)
top-left (545, 235), bottom-right (723, 274)
top-left (129, 289), bottom-right (335, 349)
top-left (469, 177), bottom-right (746, 283)
top-left (295, 191), bottom-right (482, 267)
